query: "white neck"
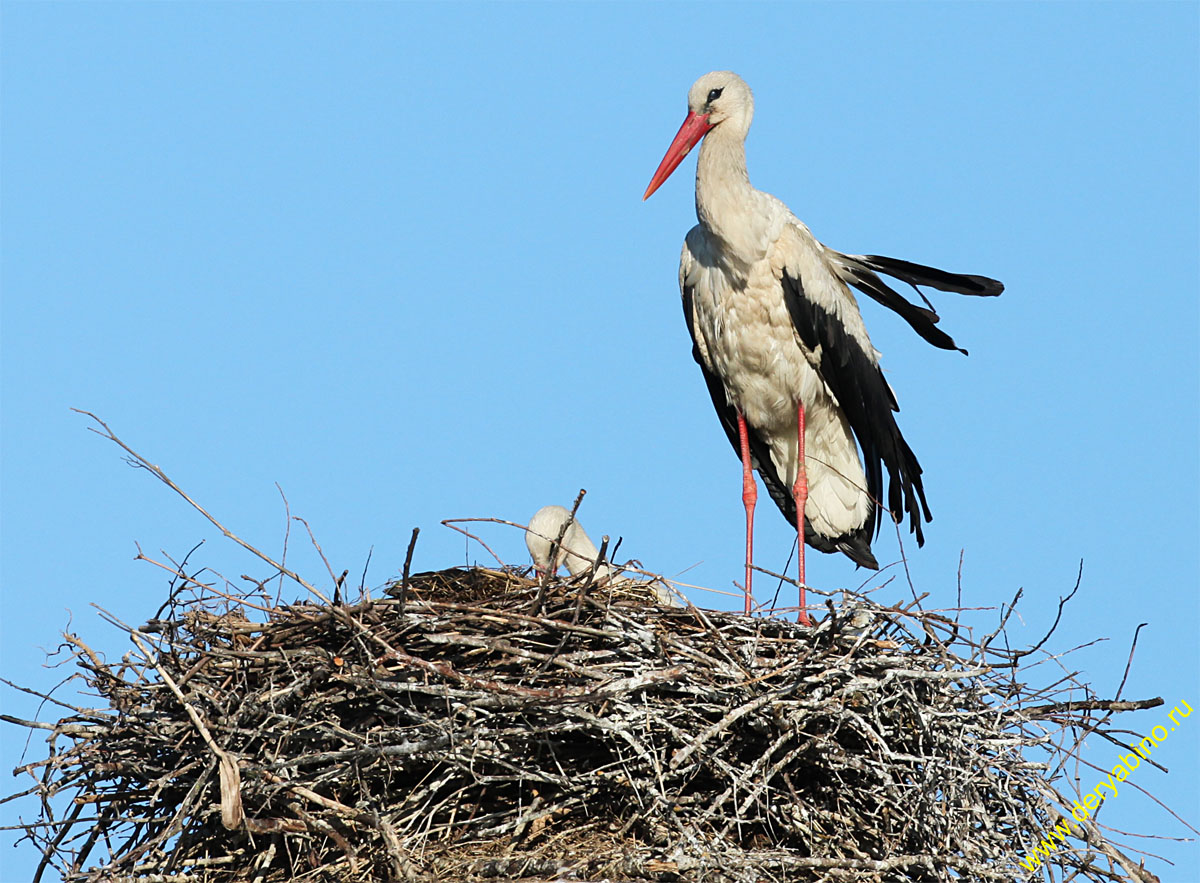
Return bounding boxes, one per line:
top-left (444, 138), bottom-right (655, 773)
top-left (694, 124), bottom-right (774, 268)
top-left (696, 126), bottom-right (750, 225)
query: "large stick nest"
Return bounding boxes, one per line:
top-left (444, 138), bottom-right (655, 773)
top-left (5, 562), bottom-right (1167, 882)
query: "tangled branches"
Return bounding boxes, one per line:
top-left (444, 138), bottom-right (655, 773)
top-left (3, 560), bottom-right (1170, 882)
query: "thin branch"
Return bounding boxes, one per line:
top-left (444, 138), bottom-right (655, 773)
top-left (74, 409), bottom-right (330, 605)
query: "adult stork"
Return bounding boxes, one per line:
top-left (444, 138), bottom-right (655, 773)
top-left (643, 72), bottom-right (1002, 624)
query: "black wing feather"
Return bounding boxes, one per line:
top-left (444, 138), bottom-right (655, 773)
top-left (858, 255), bottom-right (1005, 297)
top-left (780, 272), bottom-right (931, 547)
top-left (839, 255), bottom-right (1003, 355)
top-left (841, 265), bottom-right (967, 353)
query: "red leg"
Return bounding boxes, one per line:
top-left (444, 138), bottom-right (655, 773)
top-left (737, 413), bottom-right (756, 615)
top-left (794, 402), bottom-right (813, 626)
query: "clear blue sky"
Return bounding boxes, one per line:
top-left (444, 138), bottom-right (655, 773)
top-left (3, 3), bottom-right (1197, 879)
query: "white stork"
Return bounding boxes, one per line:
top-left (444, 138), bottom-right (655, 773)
top-left (643, 72), bottom-right (1002, 624)
top-left (525, 506), bottom-right (680, 606)
top-left (525, 505), bottom-right (612, 581)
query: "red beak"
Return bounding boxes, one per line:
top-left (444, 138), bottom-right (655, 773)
top-left (643, 110), bottom-right (714, 200)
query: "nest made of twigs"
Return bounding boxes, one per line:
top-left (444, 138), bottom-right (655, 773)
top-left (6, 563), bottom-right (1167, 883)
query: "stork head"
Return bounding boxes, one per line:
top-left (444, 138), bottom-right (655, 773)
top-left (686, 71), bottom-right (754, 130)
top-left (643, 71), bottom-right (754, 200)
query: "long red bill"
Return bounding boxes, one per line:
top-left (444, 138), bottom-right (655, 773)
top-left (642, 110), bottom-right (714, 200)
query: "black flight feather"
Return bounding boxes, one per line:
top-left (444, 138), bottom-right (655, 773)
top-left (841, 266), bottom-right (967, 353)
top-left (780, 272), bottom-right (931, 547)
top-left (839, 255), bottom-right (1004, 355)
top-left (857, 254), bottom-right (1005, 298)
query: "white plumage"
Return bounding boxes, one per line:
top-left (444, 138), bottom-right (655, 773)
top-left (683, 222), bottom-right (874, 543)
top-left (524, 505), bottom-right (610, 581)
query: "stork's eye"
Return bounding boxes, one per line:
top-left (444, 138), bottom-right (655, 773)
top-left (707, 88), bottom-right (723, 103)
